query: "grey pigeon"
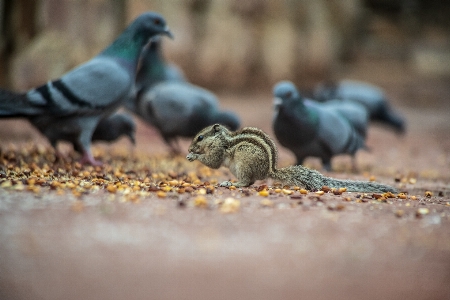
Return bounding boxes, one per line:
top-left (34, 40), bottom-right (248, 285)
top-left (29, 112), bottom-right (136, 157)
top-left (273, 81), bottom-right (367, 171)
top-left (128, 37), bottom-right (240, 153)
top-left (135, 36), bottom-right (185, 90)
top-left (91, 113), bottom-right (136, 145)
top-left (135, 81), bottom-right (240, 153)
top-left (0, 12), bottom-right (173, 165)
top-left (305, 98), bottom-right (369, 139)
top-left (314, 79), bottom-right (406, 134)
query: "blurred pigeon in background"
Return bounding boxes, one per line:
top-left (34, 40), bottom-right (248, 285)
top-left (314, 79), bottom-right (406, 134)
top-left (0, 12), bottom-right (173, 165)
top-left (91, 113), bottom-right (135, 146)
top-left (305, 98), bottom-right (369, 140)
top-left (135, 36), bottom-right (185, 91)
top-left (29, 112), bottom-right (136, 157)
top-left (127, 36), bottom-right (240, 153)
top-left (135, 81), bottom-right (240, 153)
top-left (273, 81), bottom-right (367, 171)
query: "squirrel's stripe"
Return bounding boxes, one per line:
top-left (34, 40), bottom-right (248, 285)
top-left (226, 133), bottom-right (275, 173)
top-left (235, 127), bottom-right (278, 171)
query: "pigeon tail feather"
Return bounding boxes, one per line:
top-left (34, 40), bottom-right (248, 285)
top-left (0, 88), bottom-right (43, 117)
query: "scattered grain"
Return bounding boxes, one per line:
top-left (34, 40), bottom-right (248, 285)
top-left (258, 190), bottom-right (269, 197)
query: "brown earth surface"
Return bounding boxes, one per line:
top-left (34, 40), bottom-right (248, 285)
top-left (1, 63), bottom-right (450, 300)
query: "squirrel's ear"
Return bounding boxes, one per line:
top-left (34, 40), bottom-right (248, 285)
top-left (213, 124), bottom-right (221, 132)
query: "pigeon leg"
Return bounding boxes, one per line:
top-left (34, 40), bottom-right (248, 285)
top-left (49, 140), bottom-right (67, 164)
top-left (80, 150), bottom-right (102, 166)
top-left (78, 118), bottom-right (102, 166)
top-left (164, 136), bottom-right (181, 156)
top-left (54, 149), bottom-right (67, 164)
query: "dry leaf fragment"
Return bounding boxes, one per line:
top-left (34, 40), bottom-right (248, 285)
top-left (397, 193), bottom-right (407, 199)
top-left (260, 199), bottom-right (274, 207)
top-left (156, 191), bottom-right (167, 198)
top-left (416, 207), bottom-right (429, 217)
top-left (256, 185), bottom-right (267, 192)
top-left (282, 189), bottom-right (293, 195)
top-left (106, 185), bottom-right (117, 193)
top-left (258, 190), bottom-right (269, 197)
top-left (395, 210), bottom-right (405, 217)
top-left (220, 197), bottom-right (240, 213)
top-left (194, 196), bottom-right (208, 208)
top-left (321, 186), bottom-right (331, 193)
top-left (71, 200), bottom-right (84, 212)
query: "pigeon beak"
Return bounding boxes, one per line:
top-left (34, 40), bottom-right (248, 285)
top-left (163, 26), bottom-right (174, 39)
top-left (273, 97), bottom-right (282, 108)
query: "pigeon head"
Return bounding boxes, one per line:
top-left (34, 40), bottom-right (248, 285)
top-left (115, 114), bottom-right (136, 144)
top-left (131, 12), bottom-right (174, 40)
top-left (313, 80), bottom-right (338, 102)
top-left (91, 114), bottom-right (137, 145)
top-left (101, 12), bottom-right (173, 63)
top-left (272, 81), bottom-right (301, 109)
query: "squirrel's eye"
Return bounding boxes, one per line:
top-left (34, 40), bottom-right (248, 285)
top-left (197, 135), bottom-right (204, 142)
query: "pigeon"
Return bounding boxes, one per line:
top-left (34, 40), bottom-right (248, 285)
top-left (29, 112), bottom-right (136, 157)
top-left (305, 98), bottom-right (369, 139)
top-left (127, 36), bottom-right (240, 153)
top-left (135, 81), bottom-right (240, 153)
top-left (91, 113), bottom-right (136, 145)
top-left (135, 36), bottom-right (185, 90)
top-left (0, 12), bottom-right (173, 165)
top-left (314, 79), bottom-right (406, 134)
top-left (124, 36), bottom-right (185, 113)
top-left (273, 81), bottom-right (367, 171)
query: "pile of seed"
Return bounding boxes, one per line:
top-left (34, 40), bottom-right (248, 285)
top-left (0, 145), bottom-right (447, 216)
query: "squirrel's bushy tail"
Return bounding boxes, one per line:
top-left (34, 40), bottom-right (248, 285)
top-left (270, 165), bottom-right (397, 193)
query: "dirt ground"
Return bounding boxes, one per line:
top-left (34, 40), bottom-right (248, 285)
top-left (1, 61), bottom-right (450, 300)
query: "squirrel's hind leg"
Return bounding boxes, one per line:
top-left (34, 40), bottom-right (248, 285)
top-left (219, 161), bottom-right (255, 188)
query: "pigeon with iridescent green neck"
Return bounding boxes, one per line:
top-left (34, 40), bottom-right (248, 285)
top-left (0, 12), bottom-right (172, 165)
top-left (136, 37), bottom-right (185, 89)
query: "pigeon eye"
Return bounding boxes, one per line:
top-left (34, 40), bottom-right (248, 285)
top-left (286, 91), bottom-right (293, 98)
top-left (197, 135), bottom-right (204, 142)
top-left (154, 19), bottom-right (161, 25)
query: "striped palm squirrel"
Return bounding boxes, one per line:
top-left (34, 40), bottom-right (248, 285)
top-left (186, 124), bottom-right (397, 192)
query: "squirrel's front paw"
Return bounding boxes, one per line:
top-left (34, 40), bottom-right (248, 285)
top-left (186, 153), bottom-right (197, 162)
top-left (219, 181), bottom-right (233, 187)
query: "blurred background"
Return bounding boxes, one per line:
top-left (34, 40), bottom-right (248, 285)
top-left (1, 0), bottom-right (449, 104)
